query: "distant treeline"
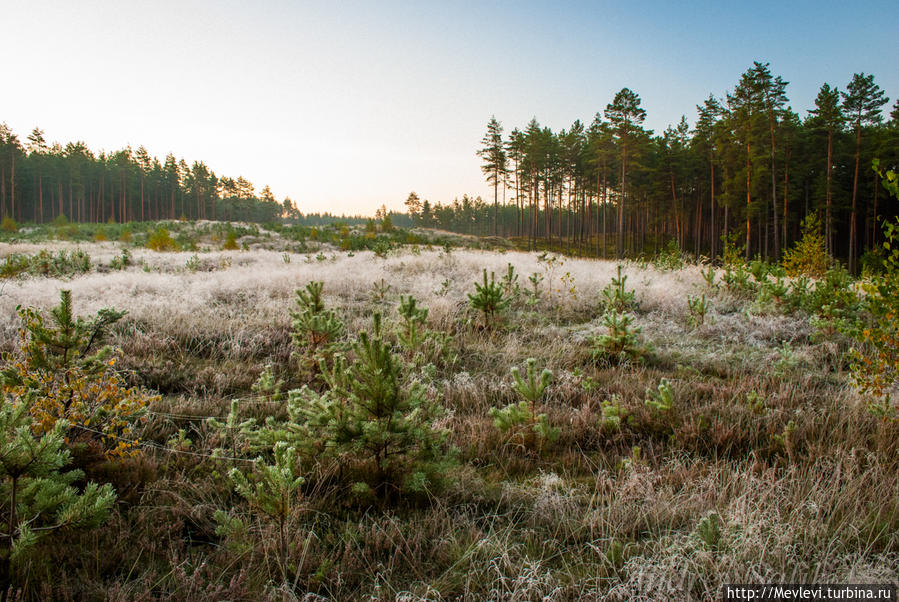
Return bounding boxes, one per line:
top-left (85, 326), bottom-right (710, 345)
top-left (407, 63), bottom-right (899, 270)
top-left (0, 126), bottom-right (304, 225)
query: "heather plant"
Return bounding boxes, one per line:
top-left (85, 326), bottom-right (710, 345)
top-left (0, 392), bottom-right (116, 594)
top-left (468, 269), bottom-right (509, 328)
top-left (0, 290), bottom-right (154, 456)
top-left (489, 358), bottom-right (558, 449)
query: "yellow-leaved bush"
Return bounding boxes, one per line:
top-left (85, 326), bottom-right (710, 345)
top-left (1, 290), bottom-right (157, 456)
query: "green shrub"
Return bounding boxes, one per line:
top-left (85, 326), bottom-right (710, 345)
top-left (687, 294), bottom-right (709, 326)
top-left (223, 230), bottom-right (239, 250)
top-left (223, 442), bottom-right (304, 582)
top-left (848, 163), bottom-right (899, 419)
top-left (782, 212), bottom-right (831, 278)
top-left (146, 227), bottom-right (179, 251)
top-left (644, 378), bottom-right (674, 413)
top-left (0, 216), bottom-right (17, 233)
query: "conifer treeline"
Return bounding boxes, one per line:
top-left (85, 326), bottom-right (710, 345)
top-left (411, 63), bottom-right (899, 268)
top-left (0, 126), bottom-right (299, 225)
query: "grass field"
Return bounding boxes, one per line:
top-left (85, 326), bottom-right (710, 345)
top-left (0, 225), bottom-right (896, 601)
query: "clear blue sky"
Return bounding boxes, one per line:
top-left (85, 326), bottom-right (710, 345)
top-left (2, 0), bottom-right (896, 215)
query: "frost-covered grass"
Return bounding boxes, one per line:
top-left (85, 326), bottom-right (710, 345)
top-left (1, 239), bottom-right (896, 600)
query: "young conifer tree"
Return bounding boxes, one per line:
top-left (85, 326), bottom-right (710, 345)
top-left (1, 290), bottom-right (153, 456)
top-left (0, 391), bottom-right (116, 594)
top-left (294, 313), bottom-right (453, 500)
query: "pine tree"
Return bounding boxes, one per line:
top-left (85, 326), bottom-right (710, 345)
top-left (293, 313), bottom-right (452, 500)
top-left (290, 282), bottom-right (344, 380)
top-left (467, 269), bottom-right (509, 328)
top-left (842, 74), bottom-right (890, 272)
top-left (477, 116), bottom-right (507, 236)
top-left (0, 391), bottom-right (116, 594)
top-left (808, 84), bottom-right (844, 254)
top-left (0, 290), bottom-right (153, 456)
top-left (224, 442), bottom-right (304, 583)
top-left (489, 358), bottom-right (558, 450)
top-left (605, 88), bottom-right (647, 257)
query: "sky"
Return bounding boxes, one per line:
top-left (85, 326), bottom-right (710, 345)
top-left (2, 0), bottom-right (896, 216)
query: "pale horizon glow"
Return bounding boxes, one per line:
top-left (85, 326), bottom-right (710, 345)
top-left (2, 0), bottom-right (896, 216)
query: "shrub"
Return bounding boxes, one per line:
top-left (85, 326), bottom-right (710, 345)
top-left (849, 162), bottom-right (899, 418)
top-left (687, 294), bottom-right (709, 327)
top-left (782, 212), bottom-right (831, 277)
top-left (222, 442), bottom-right (305, 583)
top-left (599, 395), bottom-right (630, 431)
top-left (145, 227), bottom-right (179, 251)
top-left (653, 239), bottom-right (685, 271)
top-left (397, 294), bottom-right (428, 351)
top-left (1, 216), bottom-right (18, 233)
top-left (109, 248), bottom-right (132, 271)
top-left (720, 230), bottom-right (744, 266)
top-left (644, 378), bottom-right (674, 412)
top-left (0, 290), bottom-right (154, 456)
top-left (223, 230), bottom-right (239, 250)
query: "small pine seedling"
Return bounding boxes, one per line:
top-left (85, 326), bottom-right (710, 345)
top-left (468, 269), bottom-right (510, 328)
top-left (644, 378), bottom-right (673, 412)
